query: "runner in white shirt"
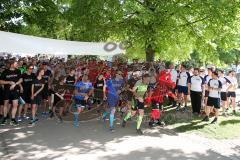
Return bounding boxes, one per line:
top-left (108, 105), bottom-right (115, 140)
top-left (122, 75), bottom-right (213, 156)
top-left (203, 68), bottom-right (212, 112)
top-left (226, 70), bottom-right (238, 114)
top-left (202, 71), bottom-right (222, 124)
top-left (176, 64), bottom-right (191, 111)
top-left (218, 70), bottom-right (232, 116)
top-left (188, 68), bottom-right (204, 115)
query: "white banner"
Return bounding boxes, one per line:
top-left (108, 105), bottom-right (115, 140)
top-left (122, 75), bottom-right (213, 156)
top-left (0, 31), bottom-right (124, 56)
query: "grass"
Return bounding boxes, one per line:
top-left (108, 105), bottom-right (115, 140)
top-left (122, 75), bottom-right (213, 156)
top-left (161, 106), bottom-right (240, 139)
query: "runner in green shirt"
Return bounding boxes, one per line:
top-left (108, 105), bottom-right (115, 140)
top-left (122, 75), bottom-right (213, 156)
top-left (122, 74), bottom-right (150, 135)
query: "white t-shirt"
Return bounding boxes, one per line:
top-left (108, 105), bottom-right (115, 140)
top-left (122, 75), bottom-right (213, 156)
top-left (218, 77), bottom-right (231, 92)
top-left (226, 76), bottom-right (238, 92)
top-left (188, 75), bottom-right (204, 92)
top-left (177, 71), bottom-right (190, 87)
top-left (208, 79), bottom-right (222, 98)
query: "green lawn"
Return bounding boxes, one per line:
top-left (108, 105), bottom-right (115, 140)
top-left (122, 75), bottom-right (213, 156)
top-left (162, 107), bottom-right (240, 139)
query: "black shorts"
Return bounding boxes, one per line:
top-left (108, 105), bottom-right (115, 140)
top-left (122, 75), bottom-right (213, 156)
top-left (227, 92), bottom-right (236, 98)
top-left (132, 99), bottom-right (145, 111)
top-left (177, 86), bottom-right (188, 95)
top-left (42, 90), bottom-right (50, 100)
top-left (0, 88), bottom-right (4, 105)
top-left (31, 96), bottom-right (42, 105)
top-left (207, 97), bottom-right (220, 109)
top-left (205, 90), bottom-right (209, 97)
top-left (53, 94), bottom-right (62, 106)
top-left (22, 91), bottom-right (32, 104)
top-left (75, 99), bottom-right (86, 108)
top-left (94, 98), bottom-right (104, 105)
top-left (220, 92), bottom-right (227, 101)
top-left (3, 89), bottom-right (20, 101)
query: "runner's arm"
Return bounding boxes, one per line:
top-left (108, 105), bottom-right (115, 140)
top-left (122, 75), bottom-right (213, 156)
top-left (34, 84), bottom-right (45, 97)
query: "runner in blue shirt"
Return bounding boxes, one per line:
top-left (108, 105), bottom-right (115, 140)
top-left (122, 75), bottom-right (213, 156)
top-left (74, 75), bottom-right (94, 127)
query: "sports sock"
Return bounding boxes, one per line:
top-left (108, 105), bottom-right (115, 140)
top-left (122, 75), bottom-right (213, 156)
top-left (109, 114), bottom-right (114, 128)
top-left (124, 112), bottom-right (132, 121)
top-left (136, 116), bottom-right (143, 130)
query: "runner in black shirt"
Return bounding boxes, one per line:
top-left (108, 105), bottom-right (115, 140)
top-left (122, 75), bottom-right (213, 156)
top-left (125, 71), bottom-right (139, 110)
top-left (94, 74), bottom-right (106, 106)
top-left (63, 68), bottom-right (76, 114)
top-left (17, 65), bottom-right (36, 121)
top-left (30, 69), bottom-right (45, 125)
top-left (41, 62), bottom-right (53, 116)
top-left (1, 60), bottom-right (22, 126)
top-left (52, 76), bottom-right (67, 122)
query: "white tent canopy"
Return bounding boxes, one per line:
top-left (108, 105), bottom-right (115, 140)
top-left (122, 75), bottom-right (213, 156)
top-left (0, 31), bottom-right (124, 56)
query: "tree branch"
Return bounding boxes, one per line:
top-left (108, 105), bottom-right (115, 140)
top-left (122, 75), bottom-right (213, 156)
top-left (179, 16), bottom-right (209, 27)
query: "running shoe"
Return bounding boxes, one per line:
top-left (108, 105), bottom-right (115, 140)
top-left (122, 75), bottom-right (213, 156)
top-left (233, 110), bottom-right (237, 115)
top-left (17, 116), bottom-right (23, 122)
top-left (10, 119), bottom-right (19, 126)
top-left (122, 120), bottom-right (127, 128)
top-left (176, 106), bottom-right (181, 111)
top-left (202, 116), bottom-right (209, 122)
top-left (110, 127), bottom-right (115, 133)
top-left (49, 111), bottom-right (54, 119)
top-left (29, 119), bottom-right (37, 125)
top-left (0, 118), bottom-right (7, 126)
top-left (74, 122), bottom-right (79, 127)
top-left (222, 112), bottom-right (228, 117)
top-left (58, 116), bottom-right (63, 123)
top-left (41, 112), bottom-right (46, 117)
top-left (136, 129), bottom-right (144, 135)
top-left (182, 106), bottom-right (188, 112)
top-left (23, 115), bottom-right (30, 120)
top-left (211, 118), bottom-right (218, 124)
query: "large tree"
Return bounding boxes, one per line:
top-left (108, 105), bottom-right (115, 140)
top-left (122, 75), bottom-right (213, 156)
top-left (69, 0), bottom-right (240, 61)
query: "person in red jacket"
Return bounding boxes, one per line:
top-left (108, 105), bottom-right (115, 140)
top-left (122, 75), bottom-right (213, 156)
top-left (147, 70), bottom-right (176, 127)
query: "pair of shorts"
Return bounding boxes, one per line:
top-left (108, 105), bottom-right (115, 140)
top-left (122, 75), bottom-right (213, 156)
top-left (53, 95), bottom-right (62, 106)
top-left (3, 89), bottom-right (20, 101)
top-left (132, 99), bottom-right (145, 111)
top-left (75, 99), bottom-right (86, 108)
top-left (0, 88), bottom-right (4, 105)
top-left (31, 96), bottom-right (42, 105)
top-left (207, 97), bottom-right (220, 109)
top-left (42, 90), bottom-right (50, 100)
top-left (220, 92), bottom-right (227, 101)
top-left (94, 98), bottom-right (104, 105)
top-left (177, 86), bottom-right (188, 95)
top-left (227, 92), bottom-right (236, 98)
top-left (22, 92), bottom-right (32, 104)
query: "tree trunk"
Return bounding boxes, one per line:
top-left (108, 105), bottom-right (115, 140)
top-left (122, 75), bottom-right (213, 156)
top-left (146, 45), bottom-right (155, 62)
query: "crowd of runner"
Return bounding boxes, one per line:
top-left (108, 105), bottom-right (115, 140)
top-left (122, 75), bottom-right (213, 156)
top-left (0, 56), bottom-right (239, 134)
